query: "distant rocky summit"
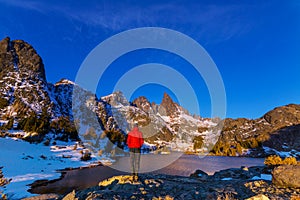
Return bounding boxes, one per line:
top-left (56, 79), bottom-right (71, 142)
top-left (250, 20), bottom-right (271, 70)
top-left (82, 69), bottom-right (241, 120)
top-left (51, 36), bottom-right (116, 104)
top-left (0, 36), bottom-right (300, 159)
top-left (212, 104), bottom-right (300, 158)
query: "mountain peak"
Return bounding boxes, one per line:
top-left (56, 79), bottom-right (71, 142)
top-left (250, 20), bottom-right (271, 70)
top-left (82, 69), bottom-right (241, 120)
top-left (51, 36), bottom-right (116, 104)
top-left (263, 103), bottom-right (300, 125)
top-left (0, 37), bottom-right (46, 82)
top-left (132, 96), bottom-right (151, 113)
top-left (0, 37), bottom-right (10, 53)
top-left (55, 78), bottom-right (75, 86)
top-left (0, 37), bottom-right (50, 119)
top-left (160, 92), bottom-right (179, 117)
top-left (101, 91), bottom-right (130, 107)
top-left (161, 92), bottom-right (173, 103)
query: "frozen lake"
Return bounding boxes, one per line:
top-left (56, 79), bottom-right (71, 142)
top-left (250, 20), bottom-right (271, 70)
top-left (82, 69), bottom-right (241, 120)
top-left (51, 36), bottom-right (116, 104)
top-left (30, 153), bottom-right (265, 195)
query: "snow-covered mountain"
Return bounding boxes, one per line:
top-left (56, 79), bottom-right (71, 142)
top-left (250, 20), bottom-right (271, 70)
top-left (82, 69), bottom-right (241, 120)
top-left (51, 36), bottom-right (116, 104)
top-left (0, 37), bottom-right (299, 158)
top-left (0, 37), bottom-right (218, 153)
top-left (130, 93), bottom-right (219, 152)
top-left (100, 92), bottom-right (218, 152)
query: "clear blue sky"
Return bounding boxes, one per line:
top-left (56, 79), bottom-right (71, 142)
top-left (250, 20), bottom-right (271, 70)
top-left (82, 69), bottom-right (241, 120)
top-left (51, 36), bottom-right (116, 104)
top-left (0, 0), bottom-right (299, 119)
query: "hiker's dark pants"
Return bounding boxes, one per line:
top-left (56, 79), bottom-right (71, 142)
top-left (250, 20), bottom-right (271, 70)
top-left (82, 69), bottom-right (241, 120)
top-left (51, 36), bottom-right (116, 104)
top-left (129, 148), bottom-right (141, 175)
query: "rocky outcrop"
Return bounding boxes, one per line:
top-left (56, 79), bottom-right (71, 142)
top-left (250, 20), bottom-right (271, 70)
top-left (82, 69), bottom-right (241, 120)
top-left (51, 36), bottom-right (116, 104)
top-left (0, 37), bottom-right (51, 121)
top-left (62, 171), bottom-right (300, 200)
top-left (245, 194), bottom-right (270, 200)
top-left (0, 37), bottom-right (10, 53)
top-left (0, 167), bottom-right (9, 187)
top-left (263, 124), bottom-right (300, 153)
top-left (22, 194), bottom-right (60, 200)
top-left (0, 37), bottom-right (46, 82)
top-left (272, 165), bottom-right (300, 188)
top-left (0, 167), bottom-right (10, 200)
top-left (100, 91), bottom-right (129, 107)
top-left (47, 79), bottom-right (74, 118)
top-left (263, 104), bottom-right (300, 126)
top-left (245, 180), bottom-right (300, 200)
top-left (64, 174), bottom-right (247, 199)
top-left (189, 169), bottom-right (209, 180)
top-left (210, 166), bottom-right (271, 181)
top-left (212, 104), bottom-right (300, 157)
top-left (132, 96), bottom-right (152, 113)
top-left (62, 190), bottom-right (77, 200)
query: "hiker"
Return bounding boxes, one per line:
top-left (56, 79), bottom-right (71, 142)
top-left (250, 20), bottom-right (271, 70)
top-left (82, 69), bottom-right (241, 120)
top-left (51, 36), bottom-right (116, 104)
top-left (126, 123), bottom-right (144, 181)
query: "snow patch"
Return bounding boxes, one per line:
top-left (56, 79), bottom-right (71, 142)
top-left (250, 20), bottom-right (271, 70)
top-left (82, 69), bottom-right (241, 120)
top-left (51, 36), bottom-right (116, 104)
top-left (251, 174), bottom-right (272, 181)
top-left (10, 173), bottom-right (54, 183)
top-left (221, 177), bottom-right (233, 181)
top-left (263, 146), bottom-right (297, 157)
top-left (0, 136), bottom-right (109, 198)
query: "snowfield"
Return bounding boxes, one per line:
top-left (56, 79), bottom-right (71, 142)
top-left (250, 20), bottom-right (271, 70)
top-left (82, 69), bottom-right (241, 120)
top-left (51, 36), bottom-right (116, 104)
top-left (0, 135), bottom-right (111, 199)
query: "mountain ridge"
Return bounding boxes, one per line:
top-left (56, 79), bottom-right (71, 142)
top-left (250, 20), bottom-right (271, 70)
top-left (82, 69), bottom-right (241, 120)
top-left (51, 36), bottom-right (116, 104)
top-left (0, 37), bottom-right (299, 158)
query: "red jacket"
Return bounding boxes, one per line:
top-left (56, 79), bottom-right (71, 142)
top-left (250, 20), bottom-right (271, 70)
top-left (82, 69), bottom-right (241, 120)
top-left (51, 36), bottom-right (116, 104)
top-left (127, 127), bottom-right (144, 148)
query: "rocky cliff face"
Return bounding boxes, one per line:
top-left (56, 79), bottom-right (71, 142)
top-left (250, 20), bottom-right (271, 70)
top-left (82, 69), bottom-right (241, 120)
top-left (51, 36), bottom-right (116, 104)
top-left (48, 79), bottom-right (74, 118)
top-left (0, 37), bottom-right (46, 81)
top-left (0, 37), bottom-right (51, 121)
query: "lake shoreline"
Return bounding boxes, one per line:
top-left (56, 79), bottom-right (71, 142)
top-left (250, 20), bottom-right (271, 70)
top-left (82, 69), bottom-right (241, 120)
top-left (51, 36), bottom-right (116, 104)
top-left (28, 154), bottom-right (265, 196)
top-left (26, 164), bottom-right (300, 200)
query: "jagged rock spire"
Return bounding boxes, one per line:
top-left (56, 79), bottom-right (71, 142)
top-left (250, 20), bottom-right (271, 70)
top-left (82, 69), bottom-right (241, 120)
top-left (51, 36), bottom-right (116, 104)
top-left (160, 92), bottom-right (179, 117)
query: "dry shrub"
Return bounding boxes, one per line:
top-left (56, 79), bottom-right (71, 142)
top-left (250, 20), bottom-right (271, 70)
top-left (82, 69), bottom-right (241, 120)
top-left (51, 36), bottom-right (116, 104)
top-left (265, 155), bottom-right (298, 166)
top-left (264, 155), bottom-right (282, 166)
top-left (282, 157), bottom-right (298, 165)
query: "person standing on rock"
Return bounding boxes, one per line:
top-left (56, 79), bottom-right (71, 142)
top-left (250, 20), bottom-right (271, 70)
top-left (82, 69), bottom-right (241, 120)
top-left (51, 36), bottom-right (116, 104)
top-left (126, 123), bottom-right (144, 181)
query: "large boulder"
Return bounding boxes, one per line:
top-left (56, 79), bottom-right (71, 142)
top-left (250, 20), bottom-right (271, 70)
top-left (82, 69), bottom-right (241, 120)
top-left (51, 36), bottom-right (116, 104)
top-left (190, 169), bottom-right (209, 181)
top-left (245, 194), bottom-right (270, 200)
top-left (272, 165), bottom-right (300, 188)
top-left (211, 166), bottom-right (266, 180)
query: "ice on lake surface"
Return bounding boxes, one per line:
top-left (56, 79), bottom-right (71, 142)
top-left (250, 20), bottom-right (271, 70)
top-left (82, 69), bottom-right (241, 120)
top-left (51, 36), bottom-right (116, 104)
top-left (0, 137), bottom-right (265, 198)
